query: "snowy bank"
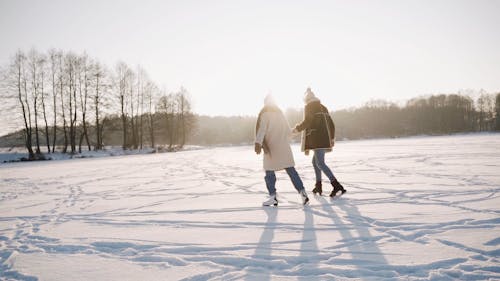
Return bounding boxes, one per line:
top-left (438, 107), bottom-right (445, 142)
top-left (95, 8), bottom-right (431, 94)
top-left (0, 145), bottom-right (206, 164)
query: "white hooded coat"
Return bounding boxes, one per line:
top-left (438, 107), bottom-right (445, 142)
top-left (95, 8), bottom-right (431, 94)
top-left (255, 96), bottom-right (295, 171)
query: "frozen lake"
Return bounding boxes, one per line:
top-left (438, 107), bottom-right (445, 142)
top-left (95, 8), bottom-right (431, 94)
top-left (1, 134), bottom-right (499, 280)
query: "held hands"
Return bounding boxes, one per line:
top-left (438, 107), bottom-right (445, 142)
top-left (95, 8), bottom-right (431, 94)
top-left (292, 125), bottom-right (299, 134)
top-left (254, 143), bottom-right (262, 154)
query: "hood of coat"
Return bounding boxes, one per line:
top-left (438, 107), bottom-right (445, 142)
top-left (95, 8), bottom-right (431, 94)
top-left (264, 94), bottom-right (277, 107)
top-left (303, 88), bottom-right (320, 104)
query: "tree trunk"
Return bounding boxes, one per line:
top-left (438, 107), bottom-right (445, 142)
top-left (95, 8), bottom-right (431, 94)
top-left (60, 59), bottom-right (68, 153)
top-left (23, 68), bottom-right (34, 157)
top-left (72, 79), bottom-right (78, 153)
top-left (51, 53), bottom-right (58, 153)
top-left (16, 53), bottom-right (35, 158)
top-left (31, 58), bottom-right (41, 155)
top-left (41, 71), bottom-right (51, 153)
top-left (496, 93), bottom-right (500, 131)
top-left (121, 94), bottom-right (127, 149)
top-left (34, 97), bottom-right (41, 154)
top-left (80, 58), bottom-right (91, 151)
top-left (140, 112), bottom-right (143, 149)
top-left (148, 90), bottom-right (155, 148)
top-left (167, 113), bottom-right (173, 148)
top-left (149, 113), bottom-right (155, 148)
top-left (94, 73), bottom-right (101, 150)
top-left (130, 85), bottom-right (137, 149)
top-left (139, 81), bottom-right (143, 149)
top-left (68, 64), bottom-right (74, 153)
top-left (78, 129), bottom-right (83, 153)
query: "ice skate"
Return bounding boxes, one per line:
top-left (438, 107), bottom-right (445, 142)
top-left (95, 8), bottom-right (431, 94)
top-left (300, 190), bottom-right (310, 205)
top-left (330, 179), bottom-right (346, 197)
top-left (312, 181), bottom-right (322, 195)
top-left (262, 194), bottom-right (278, 206)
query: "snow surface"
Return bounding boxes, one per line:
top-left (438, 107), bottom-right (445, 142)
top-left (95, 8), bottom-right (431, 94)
top-left (0, 134), bottom-right (499, 280)
top-left (0, 145), bottom-right (205, 164)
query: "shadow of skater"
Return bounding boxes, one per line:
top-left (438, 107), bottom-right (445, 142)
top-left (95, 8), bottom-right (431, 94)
top-left (298, 207), bottom-right (320, 281)
top-left (317, 196), bottom-right (389, 275)
top-left (245, 207), bottom-right (278, 281)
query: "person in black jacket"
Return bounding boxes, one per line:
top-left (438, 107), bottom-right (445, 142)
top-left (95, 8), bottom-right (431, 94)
top-left (293, 88), bottom-right (346, 197)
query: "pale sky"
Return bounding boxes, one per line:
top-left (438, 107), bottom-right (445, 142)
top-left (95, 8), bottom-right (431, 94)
top-left (1, 0), bottom-right (500, 133)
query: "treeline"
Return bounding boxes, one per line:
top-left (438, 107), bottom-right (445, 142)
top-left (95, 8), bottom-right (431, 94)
top-left (0, 48), bottom-right (194, 159)
top-left (333, 92), bottom-right (500, 139)
top-left (1, 91), bottom-right (499, 150)
top-left (1, 49), bottom-right (499, 155)
top-left (190, 115), bottom-right (257, 145)
top-left (191, 92), bottom-right (500, 144)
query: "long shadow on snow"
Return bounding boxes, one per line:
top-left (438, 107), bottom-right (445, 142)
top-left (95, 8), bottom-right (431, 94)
top-left (317, 196), bottom-right (390, 278)
top-left (297, 206), bottom-right (320, 281)
top-left (244, 206), bottom-right (322, 280)
top-left (245, 207), bottom-right (277, 281)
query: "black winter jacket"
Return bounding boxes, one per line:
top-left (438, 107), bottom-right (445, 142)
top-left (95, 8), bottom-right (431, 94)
top-left (295, 101), bottom-right (335, 152)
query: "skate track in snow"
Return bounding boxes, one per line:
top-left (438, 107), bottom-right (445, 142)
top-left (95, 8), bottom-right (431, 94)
top-left (0, 134), bottom-right (499, 280)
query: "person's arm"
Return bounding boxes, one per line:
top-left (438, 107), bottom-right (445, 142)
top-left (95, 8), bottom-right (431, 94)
top-left (295, 105), bottom-right (312, 132)
top-left (327, 113), bottom-right (335, 146)
top-left (323, 105), bottom-right (335, 140)
top-left (255, 113), bottom-right (268, 154)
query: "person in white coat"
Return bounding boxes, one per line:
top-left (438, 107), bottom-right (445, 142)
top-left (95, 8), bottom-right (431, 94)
top-left (255, 95), bottom-right (309, 206)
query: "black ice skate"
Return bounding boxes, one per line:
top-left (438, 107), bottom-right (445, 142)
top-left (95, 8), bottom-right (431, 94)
top-left (329, 179), bottom-right (346, 197)
top-left (312, 181), bottom-right (322, 195)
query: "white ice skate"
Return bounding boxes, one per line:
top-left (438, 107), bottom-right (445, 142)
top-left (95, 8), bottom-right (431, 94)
top-left (300, 190), bottom-right (310, 205)
top-left (262, 194), bottom-right (278, 206)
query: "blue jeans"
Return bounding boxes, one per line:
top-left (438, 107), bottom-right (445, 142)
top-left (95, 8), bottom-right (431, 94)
top-left (265, 167), bottom-right (305, 195)
top-left (312, 149), bottom-right (336, 183)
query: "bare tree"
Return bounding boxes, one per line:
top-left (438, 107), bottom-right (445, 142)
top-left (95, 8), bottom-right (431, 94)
top-left (477, 92), bottom-right (488, 131)
top-left (9, 50), bottom-right (35, 158)
top-left (92, 61), bottom-right (107, 150)
top-left (0, 64), bottom-right (20, 144)
top-left (157, 93), bottom-right (177, 148)
top-left (78, 53), bottom-right (92, 152)
top-left (130, 69), bottom-right (138, 149)
top-left (2, 48), bottom-right (198, 154)
top-left (115, 62), bottom-right (132, 149)
top-left (145, 81), bottom-right (158, 148)
top-left (137, 66), bottom-right (146, 149)
top-left (155, 88), bottom-right (194, 149)
top-left (64, 53), bottom-right (79, 153)
top-left (58, 52), bottom-right (69, 153)
top-left (28, 49), bottom-right (42, 155)
top-left (133, 66), bottom-right (151, 149)
top-left (496, 93), bottom-right (500, 131)
top-left (49, 49), bottom-right (61, 152)
top-left (485, 93), bottom-right (496, 130)
top-left (39, 56), bottom-right (51, 153)
top-left (176, 87), bottom-right (194, 148)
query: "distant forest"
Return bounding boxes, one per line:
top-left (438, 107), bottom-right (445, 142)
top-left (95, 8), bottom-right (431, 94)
top-left (1, 49), bottom-right (499, 159)
top-left (2, 92), bottom-right (499, 148)
top-left (332, 92), bottom-right (500, 139)
top-left (197, 92), bottom-right (500, 144)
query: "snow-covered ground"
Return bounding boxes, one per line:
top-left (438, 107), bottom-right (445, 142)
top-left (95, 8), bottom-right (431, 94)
top-left (0, 145), bottom-right (205, 164)
top-left (0, 134), bottom-right (499, 280)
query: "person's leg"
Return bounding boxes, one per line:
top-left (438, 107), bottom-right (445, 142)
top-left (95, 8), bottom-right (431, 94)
top-left (312, 152), bottom-right (322, 183)
top-left (285, 167), bottom-right (305, 193)
top-left (311, 151), bottom-right (323, 194)
top-left (264, 170), bottom-right (277, 195)
top-left (314, 149), bottom-right (336, 182)
top-left (286, 167), bottom-right (309, 205)
top-left (315, 149), bottom-right (346, 197)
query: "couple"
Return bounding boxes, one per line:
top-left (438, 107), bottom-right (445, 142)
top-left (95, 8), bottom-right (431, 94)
top-left (254, 88), bottom-right (346, 206)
